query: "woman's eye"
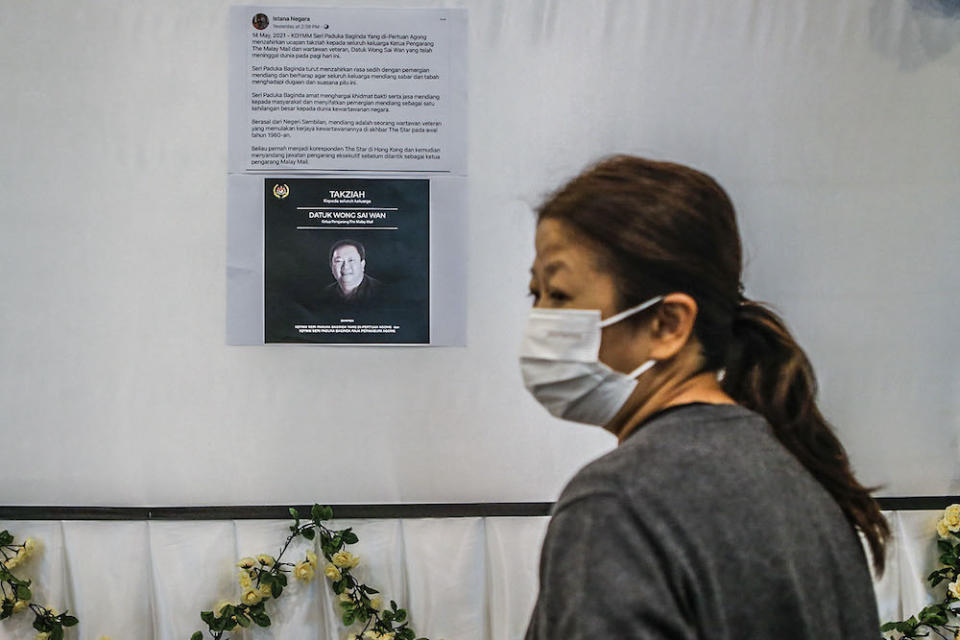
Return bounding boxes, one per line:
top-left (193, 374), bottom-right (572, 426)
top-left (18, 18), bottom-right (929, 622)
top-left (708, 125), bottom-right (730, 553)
top-left (548, 291), bottom-right (569, 302)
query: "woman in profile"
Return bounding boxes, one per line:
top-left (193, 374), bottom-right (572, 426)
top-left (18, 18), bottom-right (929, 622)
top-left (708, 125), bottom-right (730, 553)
top-left (521, 156), bottom-right (888, 639)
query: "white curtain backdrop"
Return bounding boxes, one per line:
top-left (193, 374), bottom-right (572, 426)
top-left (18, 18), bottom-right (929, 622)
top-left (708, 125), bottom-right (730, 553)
top-left (0, 511), bottom-right (947, 640)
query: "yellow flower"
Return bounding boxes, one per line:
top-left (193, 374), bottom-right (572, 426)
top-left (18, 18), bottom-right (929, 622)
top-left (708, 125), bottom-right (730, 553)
top-left (339, 593), bottom-right (353, 603)
top-left (346, 635), bottom-right (358, 640)
top-left (945, 504), bottom-right (960, 532)
top-left (370, 596), bottom-right (383, 610)
top-left (294, 561), bottom-right (315, 582)
top-left (948, 580), bottom-right (960, 600)
top-left (23, 538), bottom-right (37, 555)
top-left (5, 555), bottom-right (19, 569)
top-left (258, 583), bottom-right (272, 598)
top-left (215, 600), bottom-right (232, 616)
top-left (324, 563), bottom-right (342, 581)
top-left (238, 571), bottom-right (253, 588)
top-left (938, 519), bottom-right (951, 539)
top-left (46, 607), bottom-right (58, 616)
top-left (98, 637), bottom-right (113, 640)
top-left (237, 557), bottom-right (257, 570)
top-left (332, 551), bottom-right (359, 568)
top-left (306, 550), bottom-right (318, 568)
top-left (241, 588), bottom-right (262, 606)
top-left (35, 633), bottom-right (50, 640)
top-left (257, 554), bottom-right (276, 567)
top-left (12, 600), bottom-right (28, 613)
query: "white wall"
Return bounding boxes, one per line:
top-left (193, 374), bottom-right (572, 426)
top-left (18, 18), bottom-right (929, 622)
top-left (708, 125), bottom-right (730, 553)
top-left (1, 0), bottom-right (958, 506)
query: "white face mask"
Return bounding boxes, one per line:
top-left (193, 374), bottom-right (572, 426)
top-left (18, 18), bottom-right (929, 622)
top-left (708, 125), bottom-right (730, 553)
top-left (519, 296), bottom-right (663, 426)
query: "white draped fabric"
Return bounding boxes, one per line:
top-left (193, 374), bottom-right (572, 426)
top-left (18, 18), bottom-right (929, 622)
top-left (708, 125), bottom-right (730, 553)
top-left (0, 511), bottom-right (946, 639)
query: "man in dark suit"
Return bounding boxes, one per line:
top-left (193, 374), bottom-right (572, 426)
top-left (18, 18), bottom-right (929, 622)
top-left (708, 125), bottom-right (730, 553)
top-left (322, 239), bottom-right (383, 304)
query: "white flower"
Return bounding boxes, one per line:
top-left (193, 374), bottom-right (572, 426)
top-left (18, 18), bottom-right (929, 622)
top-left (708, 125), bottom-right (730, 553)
top-left (938, 519), bottom-right (952, 539)
top-left (332, 551), bottom-right (360, 569)
top-left (257, 554), bottom-right (276, 567)
top-left (945, 504), bottom-right (960, 532)
top-left (294, 561), bottom-right (315, 582)
top-left (324, 563), bottom-right (342, 581)
top-left (241, 588), bottom-right (262, 606)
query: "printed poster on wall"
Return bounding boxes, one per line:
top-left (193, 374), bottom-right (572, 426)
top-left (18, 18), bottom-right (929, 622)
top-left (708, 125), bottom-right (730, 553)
top-left (264, 177), bottom-right (429, 343)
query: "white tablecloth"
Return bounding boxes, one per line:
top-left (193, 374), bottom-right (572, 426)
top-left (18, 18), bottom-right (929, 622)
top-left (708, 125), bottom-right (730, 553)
top-left (0, 511), bottom-right (944, 639)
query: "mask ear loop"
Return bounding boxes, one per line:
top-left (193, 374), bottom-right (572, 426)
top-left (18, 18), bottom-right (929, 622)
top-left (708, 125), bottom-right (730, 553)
top-left (599, 295), bottom-right (664, 328)
top-left (599, 296), bottom-right (664, 380)
top-left (627, 359), bottom-right (657, 379)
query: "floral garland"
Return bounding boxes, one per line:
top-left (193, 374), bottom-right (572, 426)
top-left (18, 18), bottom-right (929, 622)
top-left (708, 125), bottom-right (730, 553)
top-left (0, 530), bottom-right (85, 640)
top-left (882, 504), bottom-right (960, 639)
top-left (192, 504), bottom-right (429, 640)
top-left (1, 504), bottom-right (427, 640)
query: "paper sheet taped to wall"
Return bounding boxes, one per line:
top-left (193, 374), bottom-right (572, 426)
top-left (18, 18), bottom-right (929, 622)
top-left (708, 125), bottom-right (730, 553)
top-left (229, 6), bottom-right (467, 174)
top-left (264, 177), bottom-right (430, 344)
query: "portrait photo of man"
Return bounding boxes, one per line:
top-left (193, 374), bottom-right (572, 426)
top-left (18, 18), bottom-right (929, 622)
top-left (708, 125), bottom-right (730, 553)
top-left (322, 239), bottom-right (383, 304)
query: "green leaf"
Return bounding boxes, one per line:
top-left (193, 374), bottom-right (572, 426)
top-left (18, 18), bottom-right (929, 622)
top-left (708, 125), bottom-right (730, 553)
top-left (191, 632), bottom-right (204, 640)
top-left (364, 586), bottom-right (380, 595)
top-left (395, 609), bottom-right (407, 623)
top-left (333, 579), bottom-right (345, 595)
top-left (200, 610), bottom-right (215, 625)
top-left (399, 629), bottom-right (415, 640)
top-left (51, 626), bottom-right (64, 640)
top-left (312, 504), bottom-right (323, 522)
top-left (251, 612), bottom-right (271, 627)
top-left (0, 530), bottom-right (13, 545)
top-left (290, 507), bottom-right (300, 520)
top-left (322, 505), bottom-right (334, 520)
top-left (383, 611), bottom-right (395, 623)
top-left (343, 530), bottom-right (359, 544)
top-left (938, 540), bottom-right (953, 554)
top-left (343, 612), bottom-right (355, 626)
top-left (15, 584), bottom-right (31, 600)
top-left (880, 622), bottom-right (898, 631)
top-left (302, 527), bottom-right (316, 540)
top-left (61, 615), bottom-right (79, 627)
top-left (391, 600), bottom-right (398, 612)
top-left (271, 580), bottom-right (282, 598)
top-left (277, 573), bottom-right (288, 586)
top-left (237, 613), bottom-right (251, 628)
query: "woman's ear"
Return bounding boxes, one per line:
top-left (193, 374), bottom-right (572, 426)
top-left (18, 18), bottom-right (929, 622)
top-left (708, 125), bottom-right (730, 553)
top-left (647, 293), bottom-right (698, 360)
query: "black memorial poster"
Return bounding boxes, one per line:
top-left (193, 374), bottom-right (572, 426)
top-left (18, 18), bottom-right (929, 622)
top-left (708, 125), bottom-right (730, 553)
top-left (264, 178), bottom-right (429, 344)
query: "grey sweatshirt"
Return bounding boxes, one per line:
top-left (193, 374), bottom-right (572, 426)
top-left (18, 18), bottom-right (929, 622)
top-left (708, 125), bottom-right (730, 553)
top-left (525, 403), bottom-right (881, 639)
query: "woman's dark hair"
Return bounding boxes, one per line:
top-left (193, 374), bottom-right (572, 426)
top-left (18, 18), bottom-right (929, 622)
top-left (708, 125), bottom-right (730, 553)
top-left (536, 155), bottom-right (889, 573)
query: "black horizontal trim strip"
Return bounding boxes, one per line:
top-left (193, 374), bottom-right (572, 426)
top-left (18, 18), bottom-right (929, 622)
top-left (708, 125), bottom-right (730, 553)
top-left (0, 503), bottom-right (555, 521)
top-left (0, 498), bottom-right (954, 521)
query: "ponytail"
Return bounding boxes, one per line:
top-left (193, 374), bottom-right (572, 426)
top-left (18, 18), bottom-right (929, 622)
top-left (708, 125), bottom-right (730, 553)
top-left (722, 298), bottom-right (890, 574)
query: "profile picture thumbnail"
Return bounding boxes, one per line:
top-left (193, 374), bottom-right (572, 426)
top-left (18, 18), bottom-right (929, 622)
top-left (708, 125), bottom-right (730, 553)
top-left (252, 13), bottom-right (269, 30)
